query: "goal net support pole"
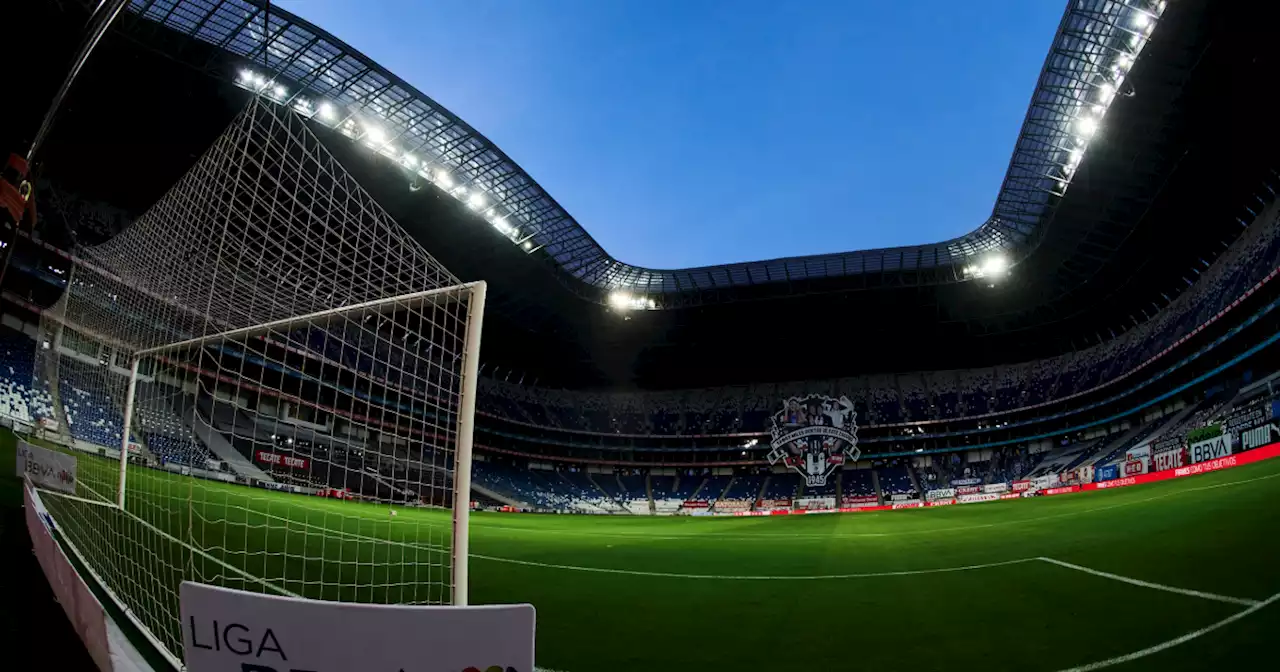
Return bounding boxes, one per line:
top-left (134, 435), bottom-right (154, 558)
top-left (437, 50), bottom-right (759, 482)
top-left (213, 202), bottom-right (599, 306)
top-left (451, 280), bottom-right (486, 606)
top-left (116, 356), bottom-right (140, 509)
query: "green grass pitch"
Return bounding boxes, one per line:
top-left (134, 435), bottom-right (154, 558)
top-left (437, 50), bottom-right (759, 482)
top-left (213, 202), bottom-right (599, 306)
top-left (6, 429), bottom-right (1280, 672)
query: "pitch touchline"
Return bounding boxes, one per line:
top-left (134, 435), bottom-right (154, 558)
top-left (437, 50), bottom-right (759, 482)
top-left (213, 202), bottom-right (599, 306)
top-left (1037, 557), bottom-right (1260, 607)
top-left (469, 470), bottom-right (1280, 541)
top-left (1054, 589), bottom-right (1280, 671)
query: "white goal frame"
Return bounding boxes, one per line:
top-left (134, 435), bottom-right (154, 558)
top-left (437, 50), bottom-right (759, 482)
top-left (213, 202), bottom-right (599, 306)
top-left (114, 280), bottom-right (486, 606)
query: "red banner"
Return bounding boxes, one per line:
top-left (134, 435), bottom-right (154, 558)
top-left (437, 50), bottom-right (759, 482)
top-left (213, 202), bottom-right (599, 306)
top-left (682, 500), bottom-right (709, 508)
top-left (1153, 448), bottom-right (1187, 472)
top-left (1041, 485), bottom-right (1080, 496)
top-left (255, 450), bottom-right (309, 469)
top-left (956, 485), bottom-right (981, 495)
top-left (841, 495), bottom-right (879, 505)
top-left (891, 501), bottom-right (923, 509)
top-left (1082, 442), bottom-right (1280, 492)
top-left (1011, 480), bottom-right (1032, 492)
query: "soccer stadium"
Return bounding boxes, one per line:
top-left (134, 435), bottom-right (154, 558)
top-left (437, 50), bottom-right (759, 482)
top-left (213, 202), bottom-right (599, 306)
top-left (4, 0), bottom-right (1280, 670)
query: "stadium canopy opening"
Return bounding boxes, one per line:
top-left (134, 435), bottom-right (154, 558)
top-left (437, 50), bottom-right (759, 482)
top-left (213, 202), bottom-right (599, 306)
top-left (6, 0), bottom-right (1279, 390)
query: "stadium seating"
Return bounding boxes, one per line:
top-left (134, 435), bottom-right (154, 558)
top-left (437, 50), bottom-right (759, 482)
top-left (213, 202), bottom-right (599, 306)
top-left (0, 329), bottom-right (57, 426)
top-left (472, 207), bottom-right (1280, 435)
top-left (877, 466), bottom-right (916, 498)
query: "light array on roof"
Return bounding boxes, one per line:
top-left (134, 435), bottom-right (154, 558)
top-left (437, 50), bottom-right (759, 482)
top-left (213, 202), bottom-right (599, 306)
top-left (234, 66), bottom-right (534, 256)
top-left (199, 0), bottom-right (1168, 304)
top-left (608, 291), bottom-right (656, 312)
top-left (963, 254), bottom-right (1009, 283)
top-left (1058, 2), bottom-right (1165, 183)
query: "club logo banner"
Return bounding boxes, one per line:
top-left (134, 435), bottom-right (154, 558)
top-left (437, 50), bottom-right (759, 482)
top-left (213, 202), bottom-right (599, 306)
top-left (926, 488), bottom-right (956, 500)
top-left (768, 395), bottom-right (859, 487)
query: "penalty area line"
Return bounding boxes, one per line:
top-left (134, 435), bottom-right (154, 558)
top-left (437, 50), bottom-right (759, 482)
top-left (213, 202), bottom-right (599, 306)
top-left (1037, 557), bottom-right (1260, 607)
top-left (1055, 589), bottom-right (1280, 672)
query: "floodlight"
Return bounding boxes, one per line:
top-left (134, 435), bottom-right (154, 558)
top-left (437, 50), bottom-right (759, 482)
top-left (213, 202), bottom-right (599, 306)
top-left (522, 241), bottom-right (533, 250)
top-left (403, 153), bottom-right (418, 167)
top-left (1076, 116), bottom-right (1098, 137)
top-left (1097, 82), bottom-right (1115, 103)
top-left (318, 102), bottom-right (335, 120)
top-left (1132, 12), bottom-right (1150, 29)
top-left (239, 69), bottom-right (254, 83)
top-left (981, 255), bottom-right (1009, 278)
top-left (436, 170), bottom-right (453, 188)
top-left (273, 84), bottom-right (287, 98)
top-left (609, 291), bottom-right (632, 310)
top-left (365, 125), bottom-right (386, 145)
top-left (492, 217), bottom-right (512, 234)
top-left (468, 192), bottom-right (485, 209)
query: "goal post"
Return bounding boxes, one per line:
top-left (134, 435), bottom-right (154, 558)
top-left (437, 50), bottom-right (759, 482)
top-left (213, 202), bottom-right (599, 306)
top-left (30, 92), bottom-right (490, 660)
top-left (113, 281), bottom-right (488, 604)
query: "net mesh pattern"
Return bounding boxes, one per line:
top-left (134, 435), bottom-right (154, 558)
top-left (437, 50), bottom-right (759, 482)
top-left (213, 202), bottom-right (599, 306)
top-left (32, 96), bottom-right (478, 660)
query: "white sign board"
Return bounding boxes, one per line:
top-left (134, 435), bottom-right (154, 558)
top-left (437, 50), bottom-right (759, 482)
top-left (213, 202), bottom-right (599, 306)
top-left (16, 440), bottom-right (77, 494)
top-left (181, 582), bottom-right (535, 672)
top-left (1189, 434), bottom-right (1233, 464)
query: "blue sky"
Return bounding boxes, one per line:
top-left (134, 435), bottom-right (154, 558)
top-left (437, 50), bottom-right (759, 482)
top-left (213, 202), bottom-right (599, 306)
top-left (281, 0), bottom-right (1063, 269)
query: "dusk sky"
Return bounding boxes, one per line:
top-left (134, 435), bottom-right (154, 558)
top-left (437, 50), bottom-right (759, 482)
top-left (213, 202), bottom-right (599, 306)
top-left (281, 0), bottom-right (1063, 269)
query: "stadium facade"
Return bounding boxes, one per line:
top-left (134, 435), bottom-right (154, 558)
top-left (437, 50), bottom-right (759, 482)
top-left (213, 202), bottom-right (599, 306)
top-left (3, 0), bottom-right (1280, 518)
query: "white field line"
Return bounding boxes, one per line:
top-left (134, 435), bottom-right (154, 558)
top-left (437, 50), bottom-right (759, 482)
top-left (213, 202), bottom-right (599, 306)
top-left (1037, 557), bottom-right (1261, 607)
top-left (40, 489), bottom-right (300, 598)
top-left (470, 470), bottom-right (1280, 541)
top-left (1055, 590), bottom-right (1280, 672)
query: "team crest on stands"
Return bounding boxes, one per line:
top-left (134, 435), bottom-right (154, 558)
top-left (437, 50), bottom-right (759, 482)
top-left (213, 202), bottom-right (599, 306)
top-left (768, 395), bottom-right (859, 487)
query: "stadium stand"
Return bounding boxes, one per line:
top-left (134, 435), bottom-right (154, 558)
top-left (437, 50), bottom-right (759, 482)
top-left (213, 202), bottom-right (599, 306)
top-left (474, 205), bottom-right (1280, 434)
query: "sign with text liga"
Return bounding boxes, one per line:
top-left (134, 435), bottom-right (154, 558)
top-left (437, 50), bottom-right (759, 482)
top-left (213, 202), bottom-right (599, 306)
top-left (181, 582), bottom-right (535, 672)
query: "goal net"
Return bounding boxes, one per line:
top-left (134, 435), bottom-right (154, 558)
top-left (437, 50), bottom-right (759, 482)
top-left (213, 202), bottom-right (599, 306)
top-left (31, 95), bottom-right (484, 663)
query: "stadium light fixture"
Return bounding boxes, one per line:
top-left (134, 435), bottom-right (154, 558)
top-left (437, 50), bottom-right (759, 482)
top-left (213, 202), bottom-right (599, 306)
top-left (1076, 116), bottom-right (1099, 137)
top-left (364, 125), bottom-right (386, 145)
top-left (1097, 82), bottom-right (1115, 104)
top-left (402, 153), bottom-right (417, 168)
top-left (981, 255), bottom-right (1008, 279)
top-left (436, 170), bottom-right (453, 189)
top-left (608, 291), bottom-right (632, 310)
top-left (1132, 12), bottom-right (1151, 29)
top-left (273, 84), bottom-right (287, 98)
top-left (468, 192), bottom-right (485, 209)
top-left (522, 241), bottom-right (533, 250)
top-left (239, 69), bottom-right (254, 83)
top-left (318, 102), bottom-right (335, 121)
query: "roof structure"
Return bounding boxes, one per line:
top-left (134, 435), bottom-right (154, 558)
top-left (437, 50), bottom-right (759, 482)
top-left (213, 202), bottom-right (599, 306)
top-left (120, 0), bottom-right (1169, 303)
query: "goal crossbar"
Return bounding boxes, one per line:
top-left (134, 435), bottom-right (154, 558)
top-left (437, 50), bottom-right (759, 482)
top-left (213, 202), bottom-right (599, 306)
top-left (133, 281), bottom-right (485, 359)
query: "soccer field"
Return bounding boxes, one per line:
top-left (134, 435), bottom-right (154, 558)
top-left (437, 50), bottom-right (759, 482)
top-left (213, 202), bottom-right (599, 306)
top-left (12, 431), bottom-right (1280, 672)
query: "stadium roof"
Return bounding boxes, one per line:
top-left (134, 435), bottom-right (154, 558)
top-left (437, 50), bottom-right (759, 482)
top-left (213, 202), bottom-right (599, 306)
top-left (121, 0), bottom-right (1168, 303)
